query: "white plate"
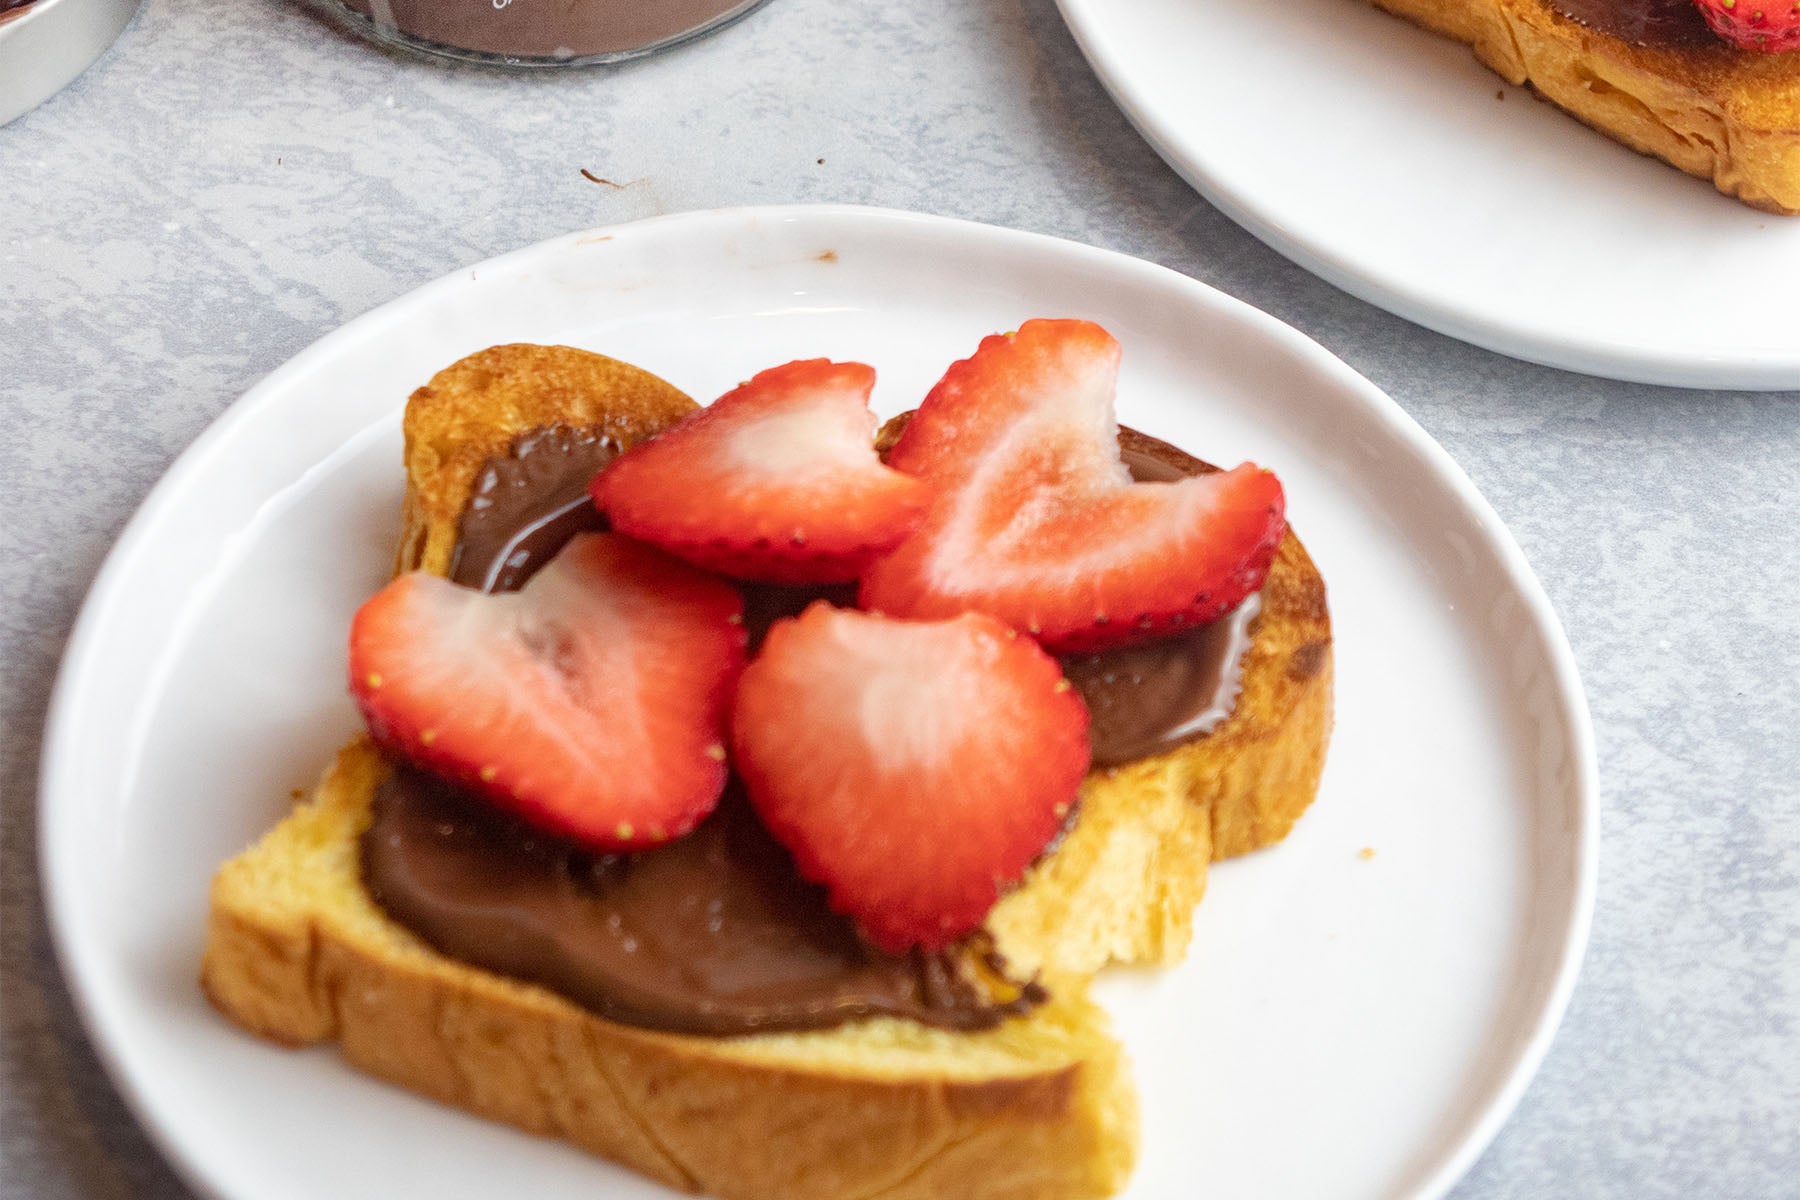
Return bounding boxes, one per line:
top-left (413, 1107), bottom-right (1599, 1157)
top-left (41, 205), bottom-right (1596, 1200)
top-left (1056, 0), bottom-right (1800, 389)
top-left (0, 0), bottom-right (138, 126)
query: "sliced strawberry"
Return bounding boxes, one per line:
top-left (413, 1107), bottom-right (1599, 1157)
top-left (590, 360), bottom-right (931, 584)
top-left (349, 532), bottom-right (745, 852)
top-left (731, 603), bottom-right (1090, 953)
top-left (860, 319), bottom-right (1286, 654)
top-left (1694, 0), bottom-right (1800, 52)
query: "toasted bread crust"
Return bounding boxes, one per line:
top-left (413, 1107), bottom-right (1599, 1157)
top-left (1366, 0), bottom-right (1800, 212)
top-left (203, 342), bottom-right (1333, 1199)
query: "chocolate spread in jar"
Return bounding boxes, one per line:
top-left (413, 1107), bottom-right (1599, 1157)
top-left (361, 420), bottom-right (1261, 1036)
top-left (1547, 0), bottom-right (1717, 50)
top-left (329, 0), bottom-right (765, 62)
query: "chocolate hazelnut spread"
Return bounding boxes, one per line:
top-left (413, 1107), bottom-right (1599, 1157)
top-left (1079, 430), bottom-right (1260, 769)
top-left (1066, 593), bottom-right (1258, 768)
top-left (328, 0), bottom-right (766, 63)
top-left (366, 770), bottom-right (1039, 1035)
top-left (451, 425), bottom-right (619, 592)
top-left (1548, 0), bottom-right (1717, 50)
top-left (362, 420), bottom-right (1260, 1036)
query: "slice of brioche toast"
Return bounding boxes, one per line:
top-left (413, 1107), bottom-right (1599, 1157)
top-left (202, 342), bottom-right (1331, 1199)
top-left (1368, 0), bottom-right (1800, 212)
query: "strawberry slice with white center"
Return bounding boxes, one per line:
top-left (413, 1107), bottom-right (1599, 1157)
top-left (731, 603), bottom-right (1090, 953)
top-left (860, 319), bottom-right (1286, 655)
top-left (349, 532), bottom-right (745, 852)
top-left (590, 359), bottom-right (932, 584)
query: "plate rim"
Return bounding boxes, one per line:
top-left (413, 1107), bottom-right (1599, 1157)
top-left (38, 202), bottom-right (1600, 1200)
top-left (1052, 0), bottom-right (1800, 391)
top-left (0, 0), bottom-right (141, 127)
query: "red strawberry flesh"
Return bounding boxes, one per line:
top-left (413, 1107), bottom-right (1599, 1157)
top-left (349, 532), bottom-right (745, 852)
top-left (731, 603), bottom-right (1091, 953)
top-left (1694, 0), bottom-right (1800, 51)
top-left (591, 359), bottom-right (931, 584)
top-left (860, 319), bottom-right (1286, 654)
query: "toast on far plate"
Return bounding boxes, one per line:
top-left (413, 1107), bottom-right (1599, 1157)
top-left (1367, 0), bottom-right (1800, 212)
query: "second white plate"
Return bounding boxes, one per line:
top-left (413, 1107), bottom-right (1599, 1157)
top-left (42, 206), bottom-right (1595, 1200)
top-left (1058, 0), bottom-right (1800, 389)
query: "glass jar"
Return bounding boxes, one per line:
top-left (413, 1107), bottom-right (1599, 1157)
top-left (306, 0), bottom-right (771, 67)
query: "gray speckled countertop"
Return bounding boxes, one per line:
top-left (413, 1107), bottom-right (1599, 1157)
top-left (3, 0), bottom-right (1798, 1196)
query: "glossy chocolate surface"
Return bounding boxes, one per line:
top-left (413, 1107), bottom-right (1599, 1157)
top-left (1073, 433), bottom-right (1259, 768)
top-left (365, 769), bottom-right (1039, 1035)
top-left (451, 424), bottom-right (618, 591)
top-left (1067, 592), bottom-right (1259, 768)
top-left (1548, 0), bottom-right (1717, 50)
